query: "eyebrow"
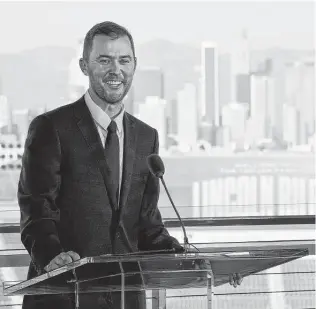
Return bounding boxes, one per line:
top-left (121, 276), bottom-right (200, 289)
top-left (97, 55), bottom-right (132, 59)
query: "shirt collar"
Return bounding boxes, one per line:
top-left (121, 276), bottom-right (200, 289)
top-left (84, 90), bottom-right (124, 134)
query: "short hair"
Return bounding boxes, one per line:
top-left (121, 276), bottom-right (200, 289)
top-left (82, 21), bottom-right (136, 60)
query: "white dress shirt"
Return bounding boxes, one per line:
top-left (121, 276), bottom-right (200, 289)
top-left (84, 91), bottom-right (125, 198)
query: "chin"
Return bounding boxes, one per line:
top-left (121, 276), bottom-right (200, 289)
top-left (105, 94), bottom-right (126, 104)
top-left (105, 98), bottom-right (123, 105)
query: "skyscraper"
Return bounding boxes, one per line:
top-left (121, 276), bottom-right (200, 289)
top-left (235, 74), bottom-right (251, 116)
top-left (283, 104), bottom-right (299, 146)
top-left (132, 67), bottom-right (164, 115)
top-left (176, 83), bottom-right (198, 147)
top-left (138, 96), bottom-right (167, 149)
top-left (12, 109), bottom-right (30, 142)
top-left (222, 102), bottom-right (248, 146)
top-left (231, 29), bottom-right (250, 102)
top-left (249, 74), bottom-right (275, 141)
top-left (201, 42), bottom-right (220, 127)
top-left (218, 53), bottom-right (233, 116)
top-left (284, 59), bottom-right (315, 145)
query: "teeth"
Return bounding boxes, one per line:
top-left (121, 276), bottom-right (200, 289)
top-left (107, 81), bottom-right (122, 85)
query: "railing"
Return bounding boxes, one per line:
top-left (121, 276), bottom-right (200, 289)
top-left (0, 213), bottom-right (315, 309)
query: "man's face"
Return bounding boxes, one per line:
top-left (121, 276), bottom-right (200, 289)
top-left (81, 34), bottom-right (136, 105)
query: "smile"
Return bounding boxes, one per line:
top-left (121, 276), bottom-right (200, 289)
top-left (106, 81), bottom-right (123, 86)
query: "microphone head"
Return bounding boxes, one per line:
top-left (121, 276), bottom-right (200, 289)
top-left (147, 154), bottom-right (165, 178)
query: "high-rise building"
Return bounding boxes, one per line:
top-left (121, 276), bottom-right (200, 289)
top-left (138, 96), bottom-right (167, 149)
top-left (284, 59), bottom-right (315, 145)
top-left (218, 54), bottom-right (233, 116)
top-left (201, 42), bottom-right (220, 127)
top-left (249, 74), bottom-right (275, 141)
top-left (235, 74), bottom-right (251, 116)
top-left (231, 29), bottom-right (250, 102)
top-left (266, 58), bottom-right (285, 143)
top-left (222, 102), bottom-right (248, 146)
top-left (170, 99), bottom-right (178, 135)
top-left (176, 83), bottom-right (198, 147)
top-left (283, 104), bottom-right (299, 146)
top-left (12, 109), bottom-right (30, 142)
top-left (132, 67), bottom-right (164, 115)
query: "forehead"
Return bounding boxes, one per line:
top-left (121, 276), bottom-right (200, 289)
top-left (90, 34), bottom-right (133, 57)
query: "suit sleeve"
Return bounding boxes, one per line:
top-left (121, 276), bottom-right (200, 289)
top-left (138, 129), bottom-right (183, 252)
top-left (18, 115), bottom-right (63, 272)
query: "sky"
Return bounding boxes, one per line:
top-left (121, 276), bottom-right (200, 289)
top-left (0, 1), bottom-right (314, 54)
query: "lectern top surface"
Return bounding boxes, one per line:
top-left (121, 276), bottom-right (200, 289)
top-left (3, 248), bottom-right (308, 296)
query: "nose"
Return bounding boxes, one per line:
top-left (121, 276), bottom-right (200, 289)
top-left (110, 60), bottom-right (121, 75)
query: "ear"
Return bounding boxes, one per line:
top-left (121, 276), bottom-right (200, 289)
top-left (79, 58), bottom-right (89, 76)
top-left (134, 57), bottom-right (137, 71)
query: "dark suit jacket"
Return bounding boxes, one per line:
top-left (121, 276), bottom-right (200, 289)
top-left (18, 96), bottom-right (182, 309)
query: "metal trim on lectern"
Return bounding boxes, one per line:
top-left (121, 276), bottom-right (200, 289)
top-left (2, 249), bottom-right (308, 309)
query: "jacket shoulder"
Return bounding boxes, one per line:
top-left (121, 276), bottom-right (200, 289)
top-left (32, 97), bottom-right (84, 127)
top-left (127, 113), bottom-right (157, 133)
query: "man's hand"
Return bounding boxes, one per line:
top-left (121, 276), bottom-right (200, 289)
top-left (193, 257), bottom-right (243, 288)
top-left (44, 251), bottom-right (80, 272)
top-left (229, 272), bottom-right (243, 288)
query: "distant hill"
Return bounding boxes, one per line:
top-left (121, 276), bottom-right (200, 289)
top-left (0, 46), bottom-right (75, 110)
top-left (0, 41), bottom-right (313, 110)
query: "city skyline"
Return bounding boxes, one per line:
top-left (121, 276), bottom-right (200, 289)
top-left (0, 1), bottom-right (314, 153)
top-left (0, 1), bottom-right (314, 54)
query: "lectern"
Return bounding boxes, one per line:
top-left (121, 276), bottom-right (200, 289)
top-left (2, 248), bottom-right (308, 309)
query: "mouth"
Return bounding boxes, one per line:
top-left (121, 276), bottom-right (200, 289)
top-left (105, 80), bottom-right (123, 89)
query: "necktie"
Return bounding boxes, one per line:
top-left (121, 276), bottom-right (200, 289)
top-left (104, 120), bottom-right (120, 209)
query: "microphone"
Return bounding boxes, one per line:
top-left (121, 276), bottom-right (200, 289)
top-left (147, 154), bottom-right (190, 252)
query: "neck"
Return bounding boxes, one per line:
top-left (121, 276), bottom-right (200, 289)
top-left (88, 88), bottom-right (123, 119)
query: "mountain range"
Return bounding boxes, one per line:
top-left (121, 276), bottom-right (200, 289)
top-left (0, 39), bottom-right (313, 110)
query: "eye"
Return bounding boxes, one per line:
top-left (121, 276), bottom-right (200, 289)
top-left (99, 58), bottom-right (111, 65)
top-left (120, 58), bottom-right (131, 64)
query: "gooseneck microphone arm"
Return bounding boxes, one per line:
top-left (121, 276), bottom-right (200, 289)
top-left (159, 176), bottom-right (190, 251)
top-left (147, 153), bottom-right (194, 253)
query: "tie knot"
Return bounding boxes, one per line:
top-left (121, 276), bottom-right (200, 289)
top-left (107, 121), bottom-right (117, 134)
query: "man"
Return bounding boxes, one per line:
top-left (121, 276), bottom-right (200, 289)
top-left (18, 21), bottom-right (184, 309)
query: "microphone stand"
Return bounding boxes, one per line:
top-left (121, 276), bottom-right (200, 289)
top-left (160, 176), bottom-right (190, 253)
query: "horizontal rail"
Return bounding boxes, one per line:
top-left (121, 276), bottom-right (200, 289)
top-left (164, 215), bottom-right (315, 227)
top-left (0, 215), bottom-right (314, 234)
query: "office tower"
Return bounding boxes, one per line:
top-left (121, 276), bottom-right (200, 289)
top-left (199, 122), bottom-right (215, 147)
top-left (249, 74), bottom-right (275, 141)
top-left (138, 97), bottom-right (167, 149)
top-left (0, 95), bottom-right (12, 133)
top-left (12, 109), bottom-right (30, 142)
top-left (235, 74), bottom-right (251, 117)
top-left (222, 102), bottom-right (248, 146)
top-left (284, 59), bottom-right (315, 145)
top-left (267, 58), bottom-right (286, 143)
top-left (283, 104), bottom-right (299, 146)
top-left (168, 98), bottom-right (178, 135)
top-left (218, 54), bottom-right (233, 115)
top-left (132, 67), bottom-right (164, 115)
top-left (201, 42), bottom-right (220, 128)
top-left (231, 29), bottom-right (250, 102)
top-left (176, 83), bottom-right (198, 147)
top-left (68, 39), bottom-right (88, 101)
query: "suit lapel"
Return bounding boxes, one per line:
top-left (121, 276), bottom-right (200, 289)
top-left (119, 113), bottom-right (138, 214)
top-left (73, 97), bottom-right (117, 211)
